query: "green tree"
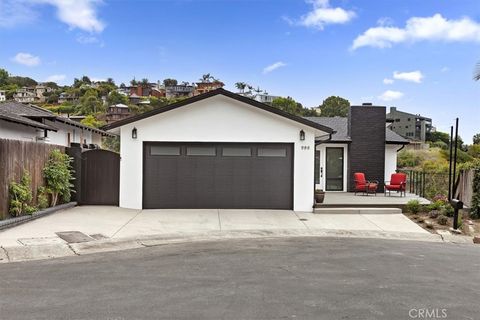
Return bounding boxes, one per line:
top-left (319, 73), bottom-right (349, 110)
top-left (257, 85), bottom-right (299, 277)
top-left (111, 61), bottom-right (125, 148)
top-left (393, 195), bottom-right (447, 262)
top-left (473, 133), bottom-right (480, 145)
top-left (235, 82), bottom-right (247, 93)
top-left (81, 75), bottom-right (91, 84)
top-left (107, 90), bottom-right (128, 105)
top-left (271, 97), bottom-right (304, 115)
top-left (0, 68), bottom-right (9, 86)
top-left (467, 144), bottom-right (480, 158)
top-left (319, 96), bottom-right (350, 117)
top-left (426, 131), bottom-right (450, 145)
top-left (81, 114), bottom-right (105, 128)
top-left (163, 78), bottom-right (178, 87)
top-left (78, 89), bottom-right (103, 115)
top-left (130, 78), bottom-right (137, 86)
top-left (474, 62), bottom-right (480, 81)
top-left (140, 78), bottom-right (149, 88)
top-left (7, 76), bottom-right (37, 87)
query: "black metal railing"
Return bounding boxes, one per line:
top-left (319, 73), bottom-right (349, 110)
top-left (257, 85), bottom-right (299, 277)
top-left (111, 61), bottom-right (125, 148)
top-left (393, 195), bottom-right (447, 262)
top-left (398, 170), bottom-right (449, 200)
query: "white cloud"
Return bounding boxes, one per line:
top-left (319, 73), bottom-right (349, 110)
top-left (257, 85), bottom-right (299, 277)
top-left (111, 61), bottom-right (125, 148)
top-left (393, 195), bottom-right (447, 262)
top-left (441, 66), bottom-right (449, 73)
top-left (38, 0), bottom-right (105, 33)
top-left (393, 70), bottom-right (424, 83)
top-left (76, 34), bottom-right (99, 44)
top-left (45, 74), bottom-right (66, 83)
top-left (0, 0), bottom-right (104, 33)
top-left (12, 52), bottom-right (41, 66)
top-left (378, 90), bottom-right (404, 101)
top-left (352, 14), bottom-right (480, 50)
top-left (287, 0), bottom-right (355, 30)
top-left (383, 78), bottom-right (394, 84)
top-left (263, 61), bottom-right (287, 74)
top-left (0, 1), bottom-right (37, 27)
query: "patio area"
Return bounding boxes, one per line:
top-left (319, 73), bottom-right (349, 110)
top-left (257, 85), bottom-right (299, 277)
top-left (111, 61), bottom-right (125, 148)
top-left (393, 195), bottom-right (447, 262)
top-left (317, 192), bottom-right (430, 209)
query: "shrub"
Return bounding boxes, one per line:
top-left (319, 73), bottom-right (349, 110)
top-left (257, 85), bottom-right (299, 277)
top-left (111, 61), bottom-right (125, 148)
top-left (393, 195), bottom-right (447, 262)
top-left (442, 204), bottom-right (455, 217)
top-left (43, 149), bottom-right (74, 206)
top-left (37, 186), bottom-right (49, 210)
top-left (427, 200), bottom-right (443, 212)
top-left (437, 215), bottom-right (448, 225)
top-left (9, 171), bottom-right (36, 216)
top-left (406, 199), bottom-right (421, 214)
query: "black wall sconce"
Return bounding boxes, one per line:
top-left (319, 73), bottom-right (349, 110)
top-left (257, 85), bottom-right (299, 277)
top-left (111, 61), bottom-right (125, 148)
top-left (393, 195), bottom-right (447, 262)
top-left (299, 130), bottom-right (305, 141)
top-left (132, 127), bottom-right (137, 139)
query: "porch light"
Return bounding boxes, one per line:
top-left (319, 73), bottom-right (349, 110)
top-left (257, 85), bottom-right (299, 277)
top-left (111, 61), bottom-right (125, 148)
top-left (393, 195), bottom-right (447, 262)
top-left (299, 130), bottom-right (305, 141)
top-left (132, 127), bottom-right (137, 139)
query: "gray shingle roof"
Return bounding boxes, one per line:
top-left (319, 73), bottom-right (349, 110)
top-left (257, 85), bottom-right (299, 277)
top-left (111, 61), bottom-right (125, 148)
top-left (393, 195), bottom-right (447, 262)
top-left (0, 101), bottom-right (111, 136)
top-left (304, 117), bottom-right (350, 142)
top-left (304, 116), bottom-right (409, 144)
top-left (0, 108), bottom-right (57, 131)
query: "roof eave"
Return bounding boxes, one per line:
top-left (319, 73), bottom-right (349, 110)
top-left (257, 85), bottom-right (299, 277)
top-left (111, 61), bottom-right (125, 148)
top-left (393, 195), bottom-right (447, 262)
top-left (102, 89), bottom-right (334, 134)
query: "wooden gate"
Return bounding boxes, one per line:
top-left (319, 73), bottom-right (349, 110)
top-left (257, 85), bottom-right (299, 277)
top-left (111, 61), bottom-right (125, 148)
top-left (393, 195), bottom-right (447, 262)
top-left (80, 149), bottom-right (120, 205)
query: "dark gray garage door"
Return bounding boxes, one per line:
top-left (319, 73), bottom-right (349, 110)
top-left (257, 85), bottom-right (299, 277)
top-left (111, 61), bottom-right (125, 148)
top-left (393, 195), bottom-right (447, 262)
top-left (143, 142), bottom-right (293, 209)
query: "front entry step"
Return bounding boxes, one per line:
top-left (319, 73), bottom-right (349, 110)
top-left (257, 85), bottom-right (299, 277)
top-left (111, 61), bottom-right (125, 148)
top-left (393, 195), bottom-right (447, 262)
top-left (314, 207), bottom-right (402, 214)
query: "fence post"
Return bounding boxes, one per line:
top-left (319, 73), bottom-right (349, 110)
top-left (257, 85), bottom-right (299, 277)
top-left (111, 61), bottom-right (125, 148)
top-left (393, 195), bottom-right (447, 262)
top-left (422, 172), bottom-right (426, 198)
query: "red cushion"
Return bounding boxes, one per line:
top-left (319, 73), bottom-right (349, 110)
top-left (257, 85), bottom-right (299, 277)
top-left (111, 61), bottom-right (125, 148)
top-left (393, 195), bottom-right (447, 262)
top-left (390, 173), bottom-right (406, 186)
top-left (385, 185), bottom-right (404, 191)
top-left (356, 183), bottom-right (378, 191)
top-left (354, 173), bottom-right (366, 184)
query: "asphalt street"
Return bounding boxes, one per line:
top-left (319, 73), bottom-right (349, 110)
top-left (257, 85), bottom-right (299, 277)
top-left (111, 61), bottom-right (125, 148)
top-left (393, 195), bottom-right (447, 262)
top-left (0, 237), bottom-right (479, 320)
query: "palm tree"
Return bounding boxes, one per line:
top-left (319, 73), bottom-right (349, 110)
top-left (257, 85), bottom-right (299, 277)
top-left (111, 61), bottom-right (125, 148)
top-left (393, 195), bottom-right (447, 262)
top-left (141, 78), bottom-right (149, 88)
top-left (130, 78), bottom-right (137, 86)
top-left (235, 82), bottom-right (247, 93)
top-left (474, 62), bottom-right (480, 81)
top-left (200, 73), bottom-right (211, 83)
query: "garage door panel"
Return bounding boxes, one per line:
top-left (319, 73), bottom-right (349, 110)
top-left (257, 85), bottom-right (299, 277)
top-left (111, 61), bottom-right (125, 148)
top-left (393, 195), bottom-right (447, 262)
top-left (143, 142), bottom-right (293, 209)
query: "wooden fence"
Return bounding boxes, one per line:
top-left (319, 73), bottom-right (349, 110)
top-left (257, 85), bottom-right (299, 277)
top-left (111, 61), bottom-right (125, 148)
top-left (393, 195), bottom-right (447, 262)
top-left (0, 139), bottom-right (65, 220)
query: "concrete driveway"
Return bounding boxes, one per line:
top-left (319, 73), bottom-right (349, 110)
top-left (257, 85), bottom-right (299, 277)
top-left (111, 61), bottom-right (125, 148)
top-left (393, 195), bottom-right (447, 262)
top-left (0, 206), bottom-right (428, 248)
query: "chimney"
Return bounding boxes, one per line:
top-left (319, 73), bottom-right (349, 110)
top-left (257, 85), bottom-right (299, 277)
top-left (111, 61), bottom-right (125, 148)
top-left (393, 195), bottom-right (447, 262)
top-left (347, 104), bottom-right (386, 192)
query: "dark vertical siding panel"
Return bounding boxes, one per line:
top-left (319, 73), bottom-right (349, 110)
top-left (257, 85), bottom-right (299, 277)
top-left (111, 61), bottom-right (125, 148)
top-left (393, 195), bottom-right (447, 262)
top-left (348, 106), bottom-right (386, 192)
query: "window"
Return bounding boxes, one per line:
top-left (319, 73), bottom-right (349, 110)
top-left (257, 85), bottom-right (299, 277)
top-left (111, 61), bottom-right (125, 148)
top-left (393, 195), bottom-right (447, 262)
top-left (222, 147), bottom-right (251, 157)
top-left (186, 146), bottom-right (216, 156)
top-left (151, 146), bottom-right (180, 156)
top-left (405, 125), bottom-right (409, 128)
top-left (258, 148), bottom-right (286, 157)
top-left (395, 119), bottom-right (400, 122)
top-left (408, 118), bottom-right (411, 121)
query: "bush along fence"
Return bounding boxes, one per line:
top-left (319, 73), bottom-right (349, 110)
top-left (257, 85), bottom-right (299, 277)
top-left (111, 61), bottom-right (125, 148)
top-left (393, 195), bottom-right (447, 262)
top-left (0, 139), bottom-right (72, 220)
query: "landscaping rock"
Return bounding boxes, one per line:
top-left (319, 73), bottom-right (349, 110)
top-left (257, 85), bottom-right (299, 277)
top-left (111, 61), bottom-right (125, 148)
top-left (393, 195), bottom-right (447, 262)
top-left (424, 221), bottom-right (434, 229)
top-left (437, 215), bottom-right (448, 225)
top-left (428, 210), bottom-right (440, 219)
top-left (473, 236), bottom-right (480, 244)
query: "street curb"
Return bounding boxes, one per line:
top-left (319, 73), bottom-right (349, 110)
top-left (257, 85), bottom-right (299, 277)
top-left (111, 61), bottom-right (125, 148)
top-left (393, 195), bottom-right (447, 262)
top-left (1, 228), bottom-right (452, 264)
top-left (0, 202), bottom-right (77, 232)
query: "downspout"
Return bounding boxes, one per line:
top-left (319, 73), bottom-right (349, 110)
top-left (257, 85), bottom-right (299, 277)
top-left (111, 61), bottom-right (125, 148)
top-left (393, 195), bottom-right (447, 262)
top-left (313, 132), bottom-right (335, 208)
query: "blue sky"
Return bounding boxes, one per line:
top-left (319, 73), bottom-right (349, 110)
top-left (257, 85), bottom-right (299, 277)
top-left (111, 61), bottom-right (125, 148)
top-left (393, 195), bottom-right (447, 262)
top-left (1, 0), bottom-right (479, 142)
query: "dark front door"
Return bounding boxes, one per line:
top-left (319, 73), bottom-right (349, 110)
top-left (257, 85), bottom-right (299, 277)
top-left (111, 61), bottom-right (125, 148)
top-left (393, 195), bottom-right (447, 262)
top-left (325, 147), bottom-right (344, 191)
top-left (143, 142), bottom-right (293, 209)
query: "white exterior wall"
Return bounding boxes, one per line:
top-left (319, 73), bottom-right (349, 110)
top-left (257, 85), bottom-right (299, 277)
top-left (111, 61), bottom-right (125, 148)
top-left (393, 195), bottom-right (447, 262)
top-left (119, 95), bottom-right (325, 212)
top-left (315, 143), bottom-right (349, 192)
top-left (0, 119), bottom-right (102, 147)
top-left (0, 120), bottom-right (38, 141)
top-left (44, 120), bottom-right (99, 146)
top-left (385, 144), bottom-right (403, 181)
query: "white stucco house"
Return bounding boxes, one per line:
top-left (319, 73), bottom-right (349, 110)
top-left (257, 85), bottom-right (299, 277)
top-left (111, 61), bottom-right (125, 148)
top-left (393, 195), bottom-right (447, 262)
top-left (104, 89), bottom-right (408, 212)
top-left (0, 101), bottom-right (110, 147)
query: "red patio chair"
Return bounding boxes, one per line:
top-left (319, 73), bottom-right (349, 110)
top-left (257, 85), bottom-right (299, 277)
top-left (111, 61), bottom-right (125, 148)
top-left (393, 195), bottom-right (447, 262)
top-left (384, 173), bottom-right (407, 197)
top-left (353, 172), bottom-right (378, 196)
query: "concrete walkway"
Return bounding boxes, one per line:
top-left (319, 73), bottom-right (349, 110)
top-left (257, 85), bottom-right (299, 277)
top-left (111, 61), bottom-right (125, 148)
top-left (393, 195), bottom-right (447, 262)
top-left (0, 206), bottom-right (428, 249)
